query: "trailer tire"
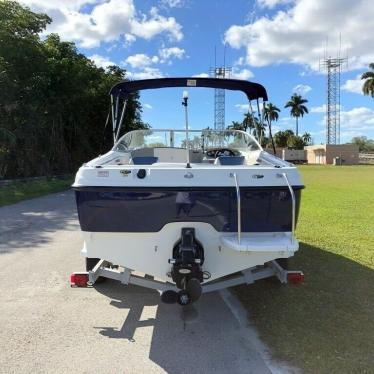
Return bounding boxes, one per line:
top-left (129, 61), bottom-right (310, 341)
top-left (85, 258), bottom-right (106, 283)
top-left (275, 258), bottom-right (289, 270)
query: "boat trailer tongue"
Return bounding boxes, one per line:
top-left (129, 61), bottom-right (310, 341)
top-left (163, 228), bottom-right (204, 306)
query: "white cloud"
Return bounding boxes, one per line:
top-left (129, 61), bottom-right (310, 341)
top-left (235, 104), bottom-right (250, 112)
top-left (235, 102), bottom-right (263, 113)
top-left (234, 57), bottom-right (246, 66)
top-left (19, 0), bottom-right (183, 48)
top-left (231, 68), bottom-right (254, 80)
top-left (127, 67), bottom-right (163, 80)
top-left (123, 34), bottom-right (136, 45)
top-left (311, 104), bottom-right (343, 114)
top-left (257, 0), bottom-right (293, 9)
top-left (125, 53), bottom-right (159, 68)
top-left (224, 0), bottom-right (374, 71)
top-left (342, 75), bottom-right (364, 95)
top-left (131, 7), bottom-right (183, 42)
top-left (143, 103), bottom-right (153, 109)
top-left (313, 106), bottom-right (374, 140)
top-left (89, 54), bottom-right (115, 69)
top-left (311, 105), bottom-right (326, 113)
top-left (192, 73), bottom-right (209, 78)
top-left (20, 0), bottom-right (96, 11)
top-left (159, 0), bottom-right (184, 8)
top-left (124, 47), bottom-right (186, 77)
top-left (159, 47), bottom-right (186, 62)
top-left (293, 84), bottom-right (312, 96)
top-left (340, 107), bottom-right (374, 131)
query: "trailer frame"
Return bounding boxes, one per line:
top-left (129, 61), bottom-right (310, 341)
top-left (70, 259), bottom-right (304, 291)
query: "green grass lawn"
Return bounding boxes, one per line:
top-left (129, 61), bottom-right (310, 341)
top-left (235, 165), bottom-right (374, 374)
top-left (0, 176), bottom-right (73, 207)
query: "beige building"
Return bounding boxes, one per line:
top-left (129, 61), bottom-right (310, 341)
top-left (305, 144), bottom-right (359, 165)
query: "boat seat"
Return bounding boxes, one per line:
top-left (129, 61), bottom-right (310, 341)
top-left (131, 156), bottom-right (158, 165)
top-left (215, 156), bottom-right (245, 165)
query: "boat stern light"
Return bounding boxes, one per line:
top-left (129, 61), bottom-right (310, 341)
top-left (70, 272), bottom-right (89, 287)
top-left (287, 272), bottom-right (305, 283)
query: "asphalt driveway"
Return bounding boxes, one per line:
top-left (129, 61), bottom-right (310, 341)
top-left (0, 191), bottom-right (296, 374)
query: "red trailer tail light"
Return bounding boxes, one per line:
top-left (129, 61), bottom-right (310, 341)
top-left (287, 272), bottom-right (305, 283)
top-left (70, 273), bottom-right (89, 287)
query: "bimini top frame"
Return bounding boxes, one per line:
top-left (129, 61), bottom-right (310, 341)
top-left (110, 77), bottom-right (268, 101)
top-left (109, 77), bottom-right (268, 143)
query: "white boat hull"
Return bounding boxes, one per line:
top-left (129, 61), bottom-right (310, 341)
top-left (81, 222), bottom-right (298, 283)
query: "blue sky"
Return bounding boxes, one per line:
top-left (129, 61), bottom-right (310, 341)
top-left (21, 0), bottom-right (374, 144)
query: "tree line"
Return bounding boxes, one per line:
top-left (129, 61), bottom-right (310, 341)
top-left (350, 136), bottom-right (374, 152)
top-left (228, 94), bottom-right (311, 154)
top-left (0, 1), bottom-right (147, 179)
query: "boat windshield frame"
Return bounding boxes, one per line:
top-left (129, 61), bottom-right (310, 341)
top-left (113, 129), bottom-right (262, 152)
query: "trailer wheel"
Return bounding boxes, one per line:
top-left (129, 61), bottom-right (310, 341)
top-left (275, 258), bottom-right (289, 270)
top-left (85, 258), bottom-right (106, 283)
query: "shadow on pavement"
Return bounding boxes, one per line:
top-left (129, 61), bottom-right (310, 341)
top-left (0, 190), bottom-right (78, 254)
top-left (94, 280), bottom-right (269, 374)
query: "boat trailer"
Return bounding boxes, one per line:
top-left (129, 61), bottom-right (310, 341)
top-left (70, 174), bottom-right (304, 305)
top-left (70, 259), bottom-right (304, 305)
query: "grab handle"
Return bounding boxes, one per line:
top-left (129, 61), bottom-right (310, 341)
top-left (230, 173), bottom-right (241, 244)
top-left (281, 173), bottom-right (296, 243)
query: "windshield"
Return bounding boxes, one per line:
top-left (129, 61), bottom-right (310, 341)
top-left (114, 129), bottom-right (261, 152)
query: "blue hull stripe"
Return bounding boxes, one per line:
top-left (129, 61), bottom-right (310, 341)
top-left (74, 186), bottom-right (303, 233)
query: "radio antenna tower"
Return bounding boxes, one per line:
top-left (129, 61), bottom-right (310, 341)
top-left (320, 35), bottom-right (347, 144)
top-left (210, 46), bottom-right (231, 130)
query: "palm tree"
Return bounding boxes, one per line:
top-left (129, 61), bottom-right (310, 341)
top-left (285, 94), bottom-right (309, 136)
top-left (242, 112), bottom-right (256, 133)
top-left (362, 63), bottom-right (374, 97)
top-left (263, 103), bottom-right (280, 154)
top-left (274, 130), bottom-right (294, 148)
top-left (227, 121), bottom-right (245, 131)
top-left (302, 132), bottom-right (312, 145)
top-left (253, 119), bottom-right (267, 145)
top-left (228, 113), bottom-right (257, 134)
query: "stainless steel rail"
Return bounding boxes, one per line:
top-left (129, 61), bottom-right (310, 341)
top-left (281, 173), bottom-right (296, 244)
top-left (115, 100), bottom-right (127, 141)
top-left (230, 172), bottom-right (241, 244)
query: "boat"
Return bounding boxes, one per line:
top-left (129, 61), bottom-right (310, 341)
top-left (71, 77), bottom-right (304, 305)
